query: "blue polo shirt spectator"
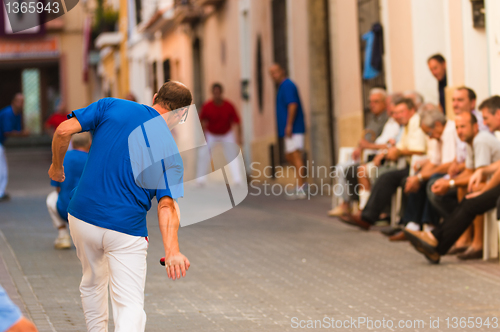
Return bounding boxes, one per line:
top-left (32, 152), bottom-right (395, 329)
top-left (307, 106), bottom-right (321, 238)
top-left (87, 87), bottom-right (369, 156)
top-left (276, 78), bottom-right (305, 138)
top-left (0, 94), bottom-right (25, 202)
top-left (0, 106), bottom-right (22, 145)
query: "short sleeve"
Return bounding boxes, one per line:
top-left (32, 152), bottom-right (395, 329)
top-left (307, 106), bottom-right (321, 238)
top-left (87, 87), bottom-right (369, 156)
top-left (156, 155), bottom-right (184, 202)
top-left (282, 82), bottom-right (300, 106)
top-left (51, 180), bottom-right (61, 188)
top-left (473, 136), bottom-right (493, 168)
top-left (227, 102), bottom-right (240, 124)
top-left (68, 98), bottom-right (109, 132)
top-left (465, 144), bottom-right (474, 169)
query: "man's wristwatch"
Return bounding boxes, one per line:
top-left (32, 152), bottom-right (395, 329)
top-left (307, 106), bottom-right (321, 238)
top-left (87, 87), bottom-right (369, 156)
top-left (449, 179), bottom-right (455, 189)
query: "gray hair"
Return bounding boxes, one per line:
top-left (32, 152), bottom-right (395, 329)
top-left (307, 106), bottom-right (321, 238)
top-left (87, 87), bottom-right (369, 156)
top-left (369, 88), bottom-right (387, 98)
top-left (403, 90), bottom-right (424, 107)
top-left (420, 107), bottom-right (446, 129)
top-left (72, 132), bottom-right (92, 149)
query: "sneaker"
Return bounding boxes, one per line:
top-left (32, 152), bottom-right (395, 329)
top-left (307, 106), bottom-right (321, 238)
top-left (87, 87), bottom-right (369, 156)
top-left (54, 234), bottom-right (71, 250)
top-left (328, 205), bottom-right (348, 217)
top-left (285, 189), bottom-right (307, 200)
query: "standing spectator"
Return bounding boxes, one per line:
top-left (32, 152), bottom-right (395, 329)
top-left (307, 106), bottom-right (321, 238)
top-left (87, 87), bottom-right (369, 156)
top-left (427, 54), bottom-right (447, 113)
top-left (0, 93), bottom-right (29, 202)
top-left (0, 284), bottom-right (37, 332)
top-left (269, 64), bottom-right (307, 199)
top-left (196, 83), bottom-right (243, 185)
top-left (44, 100), bottom-right (69, 136)
top-left (46, 133), bottom-right (91, 250)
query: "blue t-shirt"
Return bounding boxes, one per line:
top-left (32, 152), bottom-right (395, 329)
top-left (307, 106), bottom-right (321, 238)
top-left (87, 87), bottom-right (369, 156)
top-left (0, 106), bottom-right (22, 145)
top-left (67, 98), bottom-right (183, 237)
top-left (0, 285), bottom-right (22, 332)
top-left (51, 150), bottom-right (88, 221)
top-left (276, 78), bottom-right (305, 138)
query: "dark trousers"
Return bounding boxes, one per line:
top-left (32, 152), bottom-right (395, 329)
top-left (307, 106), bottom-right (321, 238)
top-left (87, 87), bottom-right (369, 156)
top-left (432, 184), bottom-right (500, 255)
top-left (426, 174), bottom-right (458, 218)
top-left (361, 167), bottom-right (409, 224)
top-left (402, 173), bottom-right (446, 226)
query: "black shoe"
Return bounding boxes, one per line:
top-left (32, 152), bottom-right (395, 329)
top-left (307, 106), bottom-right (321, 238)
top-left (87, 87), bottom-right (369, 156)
top-left (380, 226), bottom-right (401, 236)
top-left (0, 194), bottom-right (10, 202)
top-left (457, 247), bottom-right (483, 260)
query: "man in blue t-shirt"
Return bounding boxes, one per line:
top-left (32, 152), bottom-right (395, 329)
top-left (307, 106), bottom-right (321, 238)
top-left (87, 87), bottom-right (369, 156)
top-left (0, 93), bottom-right (29, 202)
top-left (48, 81), bottom-right (192, 331)
top-left (47, 132), bottom-right (91, 250)
top-left (269, 64), bottom-right (307, 199)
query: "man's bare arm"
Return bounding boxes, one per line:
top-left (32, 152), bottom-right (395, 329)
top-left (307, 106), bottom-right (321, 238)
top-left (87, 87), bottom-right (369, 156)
top-left (285, 103), bottom-right (298, 137)
top-left (157, 196), bottom-right (190, 280)
top-left (48, 118), bottom-right (82, 182)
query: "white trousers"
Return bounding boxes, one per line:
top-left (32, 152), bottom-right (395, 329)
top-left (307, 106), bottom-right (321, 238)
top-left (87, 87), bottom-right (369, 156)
top-left (69, 214), bottom-right (148, 332)
top-left (0, 144), bottom-right (7, 197)
top-left (46, 191), bottom-right (66, 229)
top-left (196, 131), bottom-right (243, 184)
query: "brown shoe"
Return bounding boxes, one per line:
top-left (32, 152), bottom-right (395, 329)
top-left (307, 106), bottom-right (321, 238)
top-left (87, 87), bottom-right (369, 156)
top-left (338, 213), bottom-right (370, 231)
top-left (389, 231), bottom-right (407, 242)
top-left (403, 229), bottom-right (440, 264)
top-left (457, 247), bottom-right (483, 260)
top-left (446, 245), bottom-right (468, 255)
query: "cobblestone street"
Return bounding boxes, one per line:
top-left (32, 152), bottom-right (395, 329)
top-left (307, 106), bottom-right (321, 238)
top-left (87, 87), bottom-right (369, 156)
top-left (2, 148), bottom-right (500, 332)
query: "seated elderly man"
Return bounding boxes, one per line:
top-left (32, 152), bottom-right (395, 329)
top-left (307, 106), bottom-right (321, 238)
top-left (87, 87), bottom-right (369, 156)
top-left (340, 98), bottom-right (427, 229)
top-left (426, 87), bottom-right (490, 256)
top-left (388, 106), bottom-right (457, 241)
top-left (405, 96), bottom-right (500, 263)
top-left (404, 90), bottom-right (424, 111)
top-left (328, 88), bottom-right (390, 217)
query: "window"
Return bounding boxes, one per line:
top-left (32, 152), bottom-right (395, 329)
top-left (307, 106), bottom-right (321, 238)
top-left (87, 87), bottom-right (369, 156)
top-left (135, 0), bottom-right (142, 25)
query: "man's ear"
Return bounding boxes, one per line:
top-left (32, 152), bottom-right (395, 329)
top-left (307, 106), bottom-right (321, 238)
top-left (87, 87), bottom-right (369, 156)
top-left (152, 93), bottom-right (157, 105)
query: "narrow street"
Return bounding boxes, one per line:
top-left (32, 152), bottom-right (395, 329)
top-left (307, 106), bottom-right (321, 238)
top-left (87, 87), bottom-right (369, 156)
top-left (2, 148), bottom-right (500, 331)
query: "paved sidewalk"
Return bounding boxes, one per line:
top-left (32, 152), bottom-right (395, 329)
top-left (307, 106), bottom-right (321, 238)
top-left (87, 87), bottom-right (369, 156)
top-left (1, 148), bottom-right (500, 331)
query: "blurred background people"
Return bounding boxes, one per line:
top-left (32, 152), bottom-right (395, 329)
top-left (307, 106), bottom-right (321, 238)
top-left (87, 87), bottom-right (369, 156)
top-left (269, 63), bottom-right (307, 199)
top-left (0, 93), bottom-right (29, 202)
top-left (196, 83), bottom-right (243, 186)
top-left (44, 99), bottom-right (69, 137)
top-left (46, 133), bottom-right (91, 249)
top-left (427, 54), bottom-right (447, 113)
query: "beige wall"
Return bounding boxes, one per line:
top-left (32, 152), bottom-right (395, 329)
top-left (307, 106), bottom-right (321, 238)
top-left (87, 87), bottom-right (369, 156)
top-left (329, 0), bottom-right (363, 148)
top-left (447, 0), bottom-right (465, 86)
top-left (382, 0), bottom-right (415, 92)
top-left (58, 5), bottom-right (90, 110)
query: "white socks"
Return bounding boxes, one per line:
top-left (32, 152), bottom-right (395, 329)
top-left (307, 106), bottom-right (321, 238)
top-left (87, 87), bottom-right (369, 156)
top-left (58, 227), bottom-right (69, 238)
top-left (358, 190), bottom-right (370, 210)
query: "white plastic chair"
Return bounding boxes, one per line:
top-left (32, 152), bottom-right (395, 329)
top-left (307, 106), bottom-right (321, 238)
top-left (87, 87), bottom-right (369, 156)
top-left (483, 209), bottom-right (499, 261)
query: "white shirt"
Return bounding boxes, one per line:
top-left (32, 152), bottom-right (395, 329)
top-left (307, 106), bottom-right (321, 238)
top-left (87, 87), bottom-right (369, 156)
top-left (428, 120), bottom-right (458, 165)
top-left (375, 117), bottom-right (401, 144)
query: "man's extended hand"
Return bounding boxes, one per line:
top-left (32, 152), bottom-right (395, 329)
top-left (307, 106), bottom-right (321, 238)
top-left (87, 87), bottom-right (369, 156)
top-left (285, 124), bottom-right (292, 138)
top-left (468, 168), bottom-right (485, 193)
top-left (48, 164), bottom-right (65, 182)
top-left (404, 176), bottom-right (420, 194)
top-left (431, 178), bottom-right (450, 196)
top-left (385, 147), bottom-right (399, 161)
top-left (164, 252), bottom-right (190, 280)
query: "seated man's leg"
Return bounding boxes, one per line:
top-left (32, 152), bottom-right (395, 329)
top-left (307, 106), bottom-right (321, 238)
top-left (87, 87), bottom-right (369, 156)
top-left (402, 179), bottom-right (428, 229)
top-left (432, 185), bottom-right (500, 255)
top-left (330, 162), bottom-right (356, 215)
top-left (361, 168), bottom-right (409, 225)
top-left (426, 174), bottom-right (459, 218)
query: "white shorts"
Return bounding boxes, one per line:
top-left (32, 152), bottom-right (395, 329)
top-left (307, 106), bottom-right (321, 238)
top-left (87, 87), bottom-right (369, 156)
top-left (284, 134), bottom-right (304, 154)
